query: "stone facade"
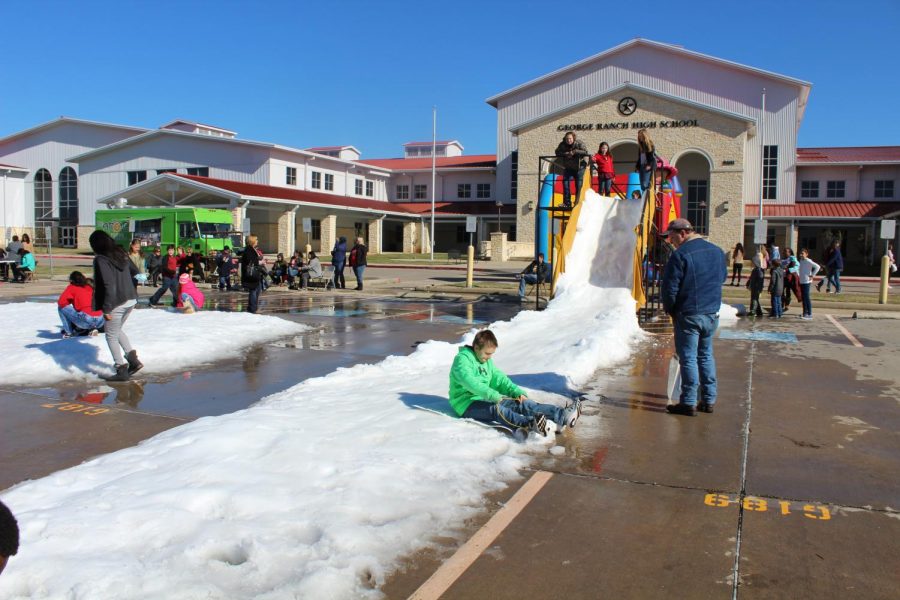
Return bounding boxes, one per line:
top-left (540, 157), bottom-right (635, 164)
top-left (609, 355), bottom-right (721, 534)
top-left (276, 209), bottom-right (296, 257)
top-left (319, 214), bottom-right (337, 255)
top-left (514, 89), bottom-right (749, 251)
top-left (367, 218), bottom-right (382, 255)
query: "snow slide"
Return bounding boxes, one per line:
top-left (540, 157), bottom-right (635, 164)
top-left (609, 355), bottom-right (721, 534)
top-left (0, 191), bottom-right (645, 599)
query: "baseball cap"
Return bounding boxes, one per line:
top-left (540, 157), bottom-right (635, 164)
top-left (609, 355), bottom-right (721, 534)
top-left (663, 218), bottom-right (693, 236)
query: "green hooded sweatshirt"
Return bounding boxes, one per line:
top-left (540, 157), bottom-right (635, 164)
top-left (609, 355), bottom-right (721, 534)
top-left (448, 346), bottom-right (525, 416)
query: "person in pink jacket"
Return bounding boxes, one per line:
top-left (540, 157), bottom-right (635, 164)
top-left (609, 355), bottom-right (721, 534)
top-left (176, 273), bottom-right (205, 314)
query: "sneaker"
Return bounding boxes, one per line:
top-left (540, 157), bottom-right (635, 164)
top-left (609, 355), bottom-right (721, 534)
top-left (530, 414), bottom-right (549, 437)
top-left (666, 403), bottom-right (697, 417)
top-left (801, 315), bottom-right (813, 320)
top-left (88, 329), bottom-right (99, 337)
top-left (61, 332), bottom-right (72, 339)
top-left (698, 403), bottom-right (714, 414)
top-left (562, 398), bottom-right (583, 430)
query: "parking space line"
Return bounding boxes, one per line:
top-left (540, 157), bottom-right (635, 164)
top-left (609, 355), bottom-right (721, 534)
top-left (825, 314), bottom-right (864, 347)
top-left (408, 470), bottom-right (554, 600)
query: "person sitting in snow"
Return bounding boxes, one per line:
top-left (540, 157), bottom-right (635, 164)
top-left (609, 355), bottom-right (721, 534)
top-left (176, 272), bottom-right (205, 314)
top-left (57, 270), bottom-right (105, 337)
top-left (448, 329), bottom-right (581, 436)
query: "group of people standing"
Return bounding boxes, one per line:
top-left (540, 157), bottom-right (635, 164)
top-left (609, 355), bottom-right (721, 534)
top-left (553, 128), bottom-right (658, 206)
top-left (734, 242), bottom-right (822, 320)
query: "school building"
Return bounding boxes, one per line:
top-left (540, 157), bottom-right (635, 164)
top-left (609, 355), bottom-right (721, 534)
top-left (1, 39), bottom-right (897, 272)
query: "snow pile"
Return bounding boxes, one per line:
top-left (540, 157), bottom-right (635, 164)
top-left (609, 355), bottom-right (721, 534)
top-left (0, 192), bottom-right (644, 599)
top-left (0, 305), bottom-right (308, 385)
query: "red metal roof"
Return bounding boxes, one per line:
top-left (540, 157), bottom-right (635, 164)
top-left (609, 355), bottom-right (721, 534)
top-left (174, 174), bottom-right (420, 214)
top-left (358, 154), bottom-right (496, 170)
top-left (797, 146), bottom-right (900, 164)
top-left (392, 201), bottom-right (516, 216)
top-left (745, 202), bottom-right (900, 219)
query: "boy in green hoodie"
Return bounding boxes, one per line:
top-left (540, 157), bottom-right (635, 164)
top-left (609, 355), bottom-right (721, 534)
top-left (449, 330), bottom-right (581, 435)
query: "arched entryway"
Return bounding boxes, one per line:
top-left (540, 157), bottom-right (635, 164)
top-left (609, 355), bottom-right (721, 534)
top-left (609, 140), bottom-right (638, 177)
top-left (674, 152), bottom-right (712, 235)
top-left (34, 168), bottom-right (53, 244)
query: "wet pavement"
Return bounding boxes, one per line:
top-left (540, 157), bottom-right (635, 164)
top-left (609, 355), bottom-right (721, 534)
top-left (386, 313), bottom-right (900, 599)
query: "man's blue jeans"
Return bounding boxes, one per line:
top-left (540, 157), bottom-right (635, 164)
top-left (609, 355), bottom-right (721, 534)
top-left (828, 269), bottom-right (842, 293)
top-left (673, 313), bottom-right (718, 407)
top-left (562, 167), bottom-right (584, 206)
top-left (518, 274), bottom-right (538, 297)
top-left (770, 294), bottom-right (782, 318)
top-left (462, 398), bottom-right (566, 429)
top-left (58, 305), bottom-right (105, 335)
top-left (218, 275), bottom-right (233, 290)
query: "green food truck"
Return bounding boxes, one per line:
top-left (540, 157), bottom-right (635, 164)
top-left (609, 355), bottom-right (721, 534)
top-left (95, 207), bottom-right (242, 253)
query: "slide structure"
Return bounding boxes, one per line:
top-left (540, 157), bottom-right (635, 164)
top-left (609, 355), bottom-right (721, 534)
top-left (537, 169), bottom-right (682, 323)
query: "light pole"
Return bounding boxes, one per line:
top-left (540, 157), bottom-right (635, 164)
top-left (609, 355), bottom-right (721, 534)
top-left (495, 200), bottom-right (503, 233)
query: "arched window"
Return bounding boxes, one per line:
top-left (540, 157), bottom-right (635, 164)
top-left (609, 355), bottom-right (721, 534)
top-left (59, 167), bottom-right (79, 247)
top-left (59, 167), bottom-right (78, 223)
top-left (34, 169), bottom-right (53, 243)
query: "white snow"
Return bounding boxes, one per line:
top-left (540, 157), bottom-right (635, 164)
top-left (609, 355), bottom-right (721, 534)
top-left (0, 192), bottom-right (645, 599)
top-left (0, 305), bottom-right (308, 385)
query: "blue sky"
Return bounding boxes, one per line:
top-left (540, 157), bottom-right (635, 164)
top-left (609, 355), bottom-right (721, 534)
top-left (1, 0), bottom-right (897, 158)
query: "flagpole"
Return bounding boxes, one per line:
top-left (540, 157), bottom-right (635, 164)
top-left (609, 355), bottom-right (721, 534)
top-left (430, 106), bottom-right (436, 261)
top-left (759, 88), bottom-right (765, 221)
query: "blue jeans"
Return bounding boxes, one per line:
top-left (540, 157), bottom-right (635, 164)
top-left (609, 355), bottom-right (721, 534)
top-left (770, 294), bottom-right (782, 317)
top-left (518, 273), bottom-right (537, 297)
top-left (673, 313), bottom-right (718, 407)
top-left (800, 282), bottom-right (812, 316)
top-left (639, 168), bottom-right (653, 191)
top-left (58, 305), bottom-right (105, 335)
top-left (150, 276), bottom-right (178, 305)
top-left (180, 293), bottom-right (198, 310)
top-left (562, 167), bottom-right (584, 205)
top-left (333, 261), bottom-right (346, 288)
top-left (247, 281), bottom-right (262, 313)
top-left (828, 269), bottom-right (841, 293)
top-left (462, 398), bottom-right (567, 429)
top-left (353, 265), bottom-right (366, 288)
top-left (218, 275), bottom-right (233, 290)
top-left (598, 175), bottom-right (613, 197)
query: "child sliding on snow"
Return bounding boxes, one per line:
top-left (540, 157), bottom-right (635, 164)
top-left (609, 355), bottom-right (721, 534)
top-left (448, 330), bottom-right (581, 436)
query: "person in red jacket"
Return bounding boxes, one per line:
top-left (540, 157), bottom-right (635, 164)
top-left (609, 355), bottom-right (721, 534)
top-left (57, 271), bottom-right (105, 338)
top-left (592, 142), bottom-right (615, 197)
top-left (148, 245), bottom-right (180, 306)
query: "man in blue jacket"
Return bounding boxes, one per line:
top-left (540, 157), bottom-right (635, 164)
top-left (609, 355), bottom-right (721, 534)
top-left (660, 219), bottom-right (727, 416)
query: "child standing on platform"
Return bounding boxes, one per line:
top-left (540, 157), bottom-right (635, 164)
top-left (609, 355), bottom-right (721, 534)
top-left (592, 142), bottom-right (615, 197)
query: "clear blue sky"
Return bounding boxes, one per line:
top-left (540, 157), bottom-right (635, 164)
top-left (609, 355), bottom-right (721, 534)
top-left (1, 0), bottom-right (897, 158)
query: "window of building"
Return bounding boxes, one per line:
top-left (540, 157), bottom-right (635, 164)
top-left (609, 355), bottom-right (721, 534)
top-left (414, 184), bottom-right (427, 200)
top-left (826, 180), bottom-right (846, 198)
top-left (311, 219), bottom-right (321, 241)
top-left (127, 170), bottom-right (147, 186)
top-left (457, 184), bottom-right (471, 199)
top-left (456, 225), bottom-right (467, 244)
top-left (324, 173), bottom-right (334, 191)
top-left (365, 181), bottom-right (374, 197)
top-left (396, 184), bottom-right (409, 200)
top-left (59, 167), bottom-right (78, 226)
top-left (762, 145), bottom-right (777, 200)
top-left (476, 183), bottom-right (491, 199)
top-left (686, 179), bottom-right (709, 235)
top-left (875, 180), bottom-right (894, 199)
top-left (311, 171), bottom-right (321, 189)
top-left (186, 167), bottom-right (209, 177)
top-left (354, 179), bottom-right (363, 195)
top-left (354, 222), bottom-right (364, 238)
top-left (157, 168), bottom-right (177, 175)
top-left (286, 166), bottom-right (297, 186)
top-left (800, 180), bottom-right (819, 199)
top-left (510, 151), bottom-right (518, 200)
top-left (34, 169), bottom-right (53, 243)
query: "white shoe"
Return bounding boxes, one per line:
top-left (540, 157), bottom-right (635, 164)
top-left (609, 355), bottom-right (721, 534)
top-left (563, 398), bottom-right (583, 430)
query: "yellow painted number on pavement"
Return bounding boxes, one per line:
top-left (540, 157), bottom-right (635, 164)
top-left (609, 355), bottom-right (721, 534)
top-left (41, 402), bottom-right (108, 416)
top-left (704, 493), bottom-right (731, 507)
top-left (802, 505), bottom-right (831, 520)
top-left (704, 494), bottom-right (829, 522)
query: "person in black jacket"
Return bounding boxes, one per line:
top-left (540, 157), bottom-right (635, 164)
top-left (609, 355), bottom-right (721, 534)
top-left (349, 237), bottom-right (368, 291)
top-left (332, 236), bottom-right (348, 289)
top-left (554, 132), bottom-right (589, 207)
top-left (89, 230), bottom-right (142, 382)
top-left (241, 234), bottom-right (263, 313)
top-left (517, 253), bottom-right (548, 299)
